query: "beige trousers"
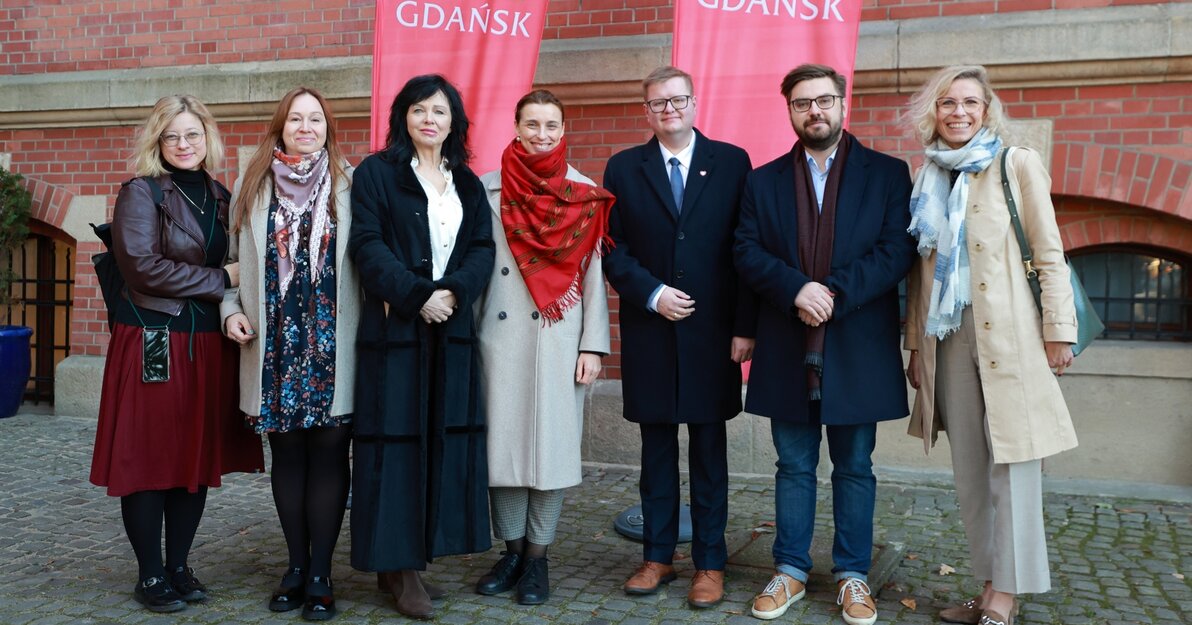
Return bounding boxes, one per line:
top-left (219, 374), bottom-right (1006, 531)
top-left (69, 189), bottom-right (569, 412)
top-left (936, 307), bottom-right (1051, 594)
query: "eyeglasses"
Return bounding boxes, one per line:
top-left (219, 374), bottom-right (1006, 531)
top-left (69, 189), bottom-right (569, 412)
top-left (645, 95), bottom-right (693, 113)
top-left (936, 97), bottom-right (986, 114)
top-left (160, 131), bottom-right (205, 147)
top-left (789, 94), bottom-right (842, 113)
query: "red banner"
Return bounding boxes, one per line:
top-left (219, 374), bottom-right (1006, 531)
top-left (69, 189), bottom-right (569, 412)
top-left (673, 0), bottom-right (863, 165)
top-left (371, 1), bottom-right (549, 173)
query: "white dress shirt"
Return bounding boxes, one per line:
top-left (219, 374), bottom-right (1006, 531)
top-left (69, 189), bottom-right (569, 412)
top-left (411, 157), bottom-right (463, 281)
top-left (648, 135), bottom-right (698, 312)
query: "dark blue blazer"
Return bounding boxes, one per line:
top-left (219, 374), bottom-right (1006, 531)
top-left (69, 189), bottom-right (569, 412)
top-left (603, 130), bottom-right (756, 424)
top-left (734, 139), bottom-right (915, 425)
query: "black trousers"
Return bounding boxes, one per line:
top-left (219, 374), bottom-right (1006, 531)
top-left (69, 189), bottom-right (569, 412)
top-left (638, 422), bottom-right (729, 570)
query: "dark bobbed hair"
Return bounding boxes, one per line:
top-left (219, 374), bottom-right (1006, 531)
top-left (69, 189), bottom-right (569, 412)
top-left (383, 74), bottom-right (471, 168)
top-left (514, 89), bottom-right (566, 123)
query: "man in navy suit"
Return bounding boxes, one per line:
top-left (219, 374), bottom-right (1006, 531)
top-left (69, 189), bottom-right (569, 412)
top-left (602, 66), bottom-right (755, 609)
top-left (734, 64), bottom-right (915, 625)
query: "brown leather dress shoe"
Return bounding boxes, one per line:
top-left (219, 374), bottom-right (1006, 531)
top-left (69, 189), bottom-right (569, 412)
top-left (622, 561), bottom-right (676, 595)
top-left (687, 569), bottom-right (724, 608)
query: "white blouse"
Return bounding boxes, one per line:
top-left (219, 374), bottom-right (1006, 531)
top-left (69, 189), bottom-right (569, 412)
top-left (411, 157), bottom-right (463, 280)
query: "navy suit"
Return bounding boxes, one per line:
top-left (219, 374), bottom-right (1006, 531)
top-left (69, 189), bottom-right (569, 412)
top-left (603, 130), bottom-right (755, 570)
top-left (733, 138), bottom-right (914, 581)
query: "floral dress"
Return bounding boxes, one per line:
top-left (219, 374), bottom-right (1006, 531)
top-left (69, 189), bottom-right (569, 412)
top-left (251, 200), bottom-right (344, 434)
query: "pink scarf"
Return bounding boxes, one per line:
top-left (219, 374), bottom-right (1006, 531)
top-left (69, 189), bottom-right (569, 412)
top-left (271, 147), bottom-right (332, 298)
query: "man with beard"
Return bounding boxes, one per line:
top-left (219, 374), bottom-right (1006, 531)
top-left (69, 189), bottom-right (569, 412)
top-left (733, 64), bottom-right (915, 625)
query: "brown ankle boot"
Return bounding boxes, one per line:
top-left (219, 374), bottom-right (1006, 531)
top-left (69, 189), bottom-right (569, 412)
top-left (390, 570), bottom-right (433, 619)
top-left (378, 570), bottom-right (445, 600)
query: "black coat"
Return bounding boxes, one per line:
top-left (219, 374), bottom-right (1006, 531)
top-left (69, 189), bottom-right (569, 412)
top-left (348, 153), bottom-right (495, 571)
top-left (602, 130), bottom-right (756, 424)
top-left (733, 140), bottom-right (916, 425)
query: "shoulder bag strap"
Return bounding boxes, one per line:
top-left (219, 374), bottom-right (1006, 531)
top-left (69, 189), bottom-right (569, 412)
top-left (999, 147), bottom-right (1043, 309)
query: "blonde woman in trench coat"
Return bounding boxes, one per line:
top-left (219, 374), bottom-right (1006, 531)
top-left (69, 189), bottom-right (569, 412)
top-left (474, 89), bottom-right (613, 606)
top-left (903, 65), bottom-right (1078, 625)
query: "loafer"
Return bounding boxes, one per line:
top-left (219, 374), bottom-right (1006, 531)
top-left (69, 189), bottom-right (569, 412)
top-left (837, 577), bottom-right (878, 625)
top-left (475, 551), bottom-right (523, 596)
top-left (687, 569), bottom-right (724, 608)
top-left (941, 596), bottom-right (983, 624)
top-left (978, 608), bottom-right (1014, 625)
top-left (302, 576), bottom-right (337, 621)
top-left (133, 576), bottom-right (186, 613)
top-left (170, 566), bottom-right (207, 602)
top-left (269, 567), bottom-right (306, 612)
top-left (751, 572), bottom-right (805, 620)
top-left (623, 561), bottom-right (676, 595)
top-left (516, 557), bottom-right (550, 605)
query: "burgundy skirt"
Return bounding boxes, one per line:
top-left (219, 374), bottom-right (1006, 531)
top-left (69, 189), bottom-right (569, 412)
top-left (90, 323), bottom-right (265, 497)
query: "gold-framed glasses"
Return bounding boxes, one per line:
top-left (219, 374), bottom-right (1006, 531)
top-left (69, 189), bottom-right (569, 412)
top-left (645, 95), bottom-right (693, 113)
top-left (160, 131), bottom-right (205, 147)
top-left (936, 98), bottom-right (986, 114)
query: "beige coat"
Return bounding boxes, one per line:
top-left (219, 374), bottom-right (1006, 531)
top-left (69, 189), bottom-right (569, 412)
top-left (476, 166), bottom-right (611, 490)
top-left (905, 147), bottom-right (1078, 464)
top-left (220, 167), bottom-right (361, 418)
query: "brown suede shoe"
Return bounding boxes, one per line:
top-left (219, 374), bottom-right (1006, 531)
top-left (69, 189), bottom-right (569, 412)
top-left (751, 573), bottom-right (806, 620)
top-left (622, 561), bottom-right (676, 595)
top-left (378, 571), bottom-right (446, 601)
top-left (940, 596), bottom-right (984, 624)
top-left (687, 569), bottom-right (724, 608)
top-left (978, 608), bottom-right (1014, 625)
top-left (836, 578), bottom-right (877, 625)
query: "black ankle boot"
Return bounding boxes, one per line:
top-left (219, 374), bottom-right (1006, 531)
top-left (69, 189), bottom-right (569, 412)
top-left (170, 566), bottom-right (207, 602)
top-left (516, 557), bottom-right (550, 605)
top-left (303, 576), bottom-right (337, 621)
top-left (268, 567), bottom-right (305, 612)
top-left (475, 551), bottom-right (522, 595)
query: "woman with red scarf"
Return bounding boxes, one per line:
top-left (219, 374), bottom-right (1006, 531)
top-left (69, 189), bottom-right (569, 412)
top-left (473, 90), bottom-right (615, 606)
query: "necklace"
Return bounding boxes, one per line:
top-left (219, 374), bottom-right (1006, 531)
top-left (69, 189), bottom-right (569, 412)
top-left (175, 182), bottom-right (209, 215)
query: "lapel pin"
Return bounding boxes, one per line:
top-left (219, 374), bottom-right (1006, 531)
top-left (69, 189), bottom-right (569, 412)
top-left (699, 170), bottom-right (707, 176)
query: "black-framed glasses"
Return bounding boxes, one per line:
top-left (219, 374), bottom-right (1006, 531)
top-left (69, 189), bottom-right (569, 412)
top-left (160, 131), bottom-right (205, 147)
top-left (645, 95), bottom-right (693, 113)
top-left (936, 97), bottom-right (986, 114)
top-left (789, 94), bottom-right (842, 113)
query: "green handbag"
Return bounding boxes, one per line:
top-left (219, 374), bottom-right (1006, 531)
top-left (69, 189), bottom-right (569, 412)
top-left (999, 147), bottom-right (1105, 356)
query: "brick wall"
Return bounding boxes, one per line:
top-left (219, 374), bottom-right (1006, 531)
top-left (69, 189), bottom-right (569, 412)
top-left (2, 0), bottom-right (1160, 75)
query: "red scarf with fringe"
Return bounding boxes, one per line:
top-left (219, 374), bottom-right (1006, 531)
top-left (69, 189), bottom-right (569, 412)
top-left (499, 137), bottom-right (615, 323)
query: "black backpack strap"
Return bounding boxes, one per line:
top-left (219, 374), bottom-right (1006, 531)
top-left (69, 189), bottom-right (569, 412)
top-left (141, 175), bottom-right (165, 207)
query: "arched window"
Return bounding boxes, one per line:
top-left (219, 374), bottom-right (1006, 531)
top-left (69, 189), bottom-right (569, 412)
top-left (1071, 247), bottom-right (1191, 341)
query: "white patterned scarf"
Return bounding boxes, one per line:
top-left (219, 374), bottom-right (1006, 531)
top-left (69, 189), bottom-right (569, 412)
top-left (907, 128), bottom-right (1002, 339)
top-left (271, 147), bottom-right (332, 299)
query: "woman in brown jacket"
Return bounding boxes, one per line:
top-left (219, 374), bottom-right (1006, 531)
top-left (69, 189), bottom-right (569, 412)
top-left (89, 95), bottom-right (264, 613)
top-left (903, 65), bottom-right (1078, 625)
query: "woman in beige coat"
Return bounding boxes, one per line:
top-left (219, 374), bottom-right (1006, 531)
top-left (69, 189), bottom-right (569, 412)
top-left (903, 66), bottom-right (1078, 625)
top-left (473, 89), bottom-right (614, 606)
top-left (220, 86), bottom-right (359, 621)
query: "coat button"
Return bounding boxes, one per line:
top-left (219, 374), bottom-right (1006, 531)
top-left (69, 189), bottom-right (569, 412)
top-left (990, 361), bottom-right (998, 369)
top-left (531, 311), bottom-right (540, 320)
top-left (498, 311), bottom-right (507, 320)
top-left (420, 258), bottom-right (428, 263)
top-left (979, 282), bottom-right (987, 291)
top-left (676, 270), bottom-right (685, 279)
top-left (501, 267), bottom-right (510, 275)
top-left (983, 321), bottom-right (992, 329)
top-left (677, 231), bottom-right (685, 240)
top-left (974, 242), bottom-right (984, 251)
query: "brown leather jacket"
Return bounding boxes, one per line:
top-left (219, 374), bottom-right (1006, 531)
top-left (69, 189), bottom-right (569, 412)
top-left (110, 174), bottom-right (230, 317)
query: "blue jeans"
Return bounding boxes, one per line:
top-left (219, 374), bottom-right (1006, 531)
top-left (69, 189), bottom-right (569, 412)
top-left (770, 410), bottom-right (876, 584)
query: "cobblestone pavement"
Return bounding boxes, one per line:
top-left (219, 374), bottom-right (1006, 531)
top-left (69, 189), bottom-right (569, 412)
top-left (0, 413), bottom-right (1188, 625)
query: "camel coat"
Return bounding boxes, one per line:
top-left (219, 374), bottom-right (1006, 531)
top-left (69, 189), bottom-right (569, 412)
top-left (220, 167), bottom-right (361, 418)
top-left (476, 166), bottom-right (611, 490)
top-left (905, 147), bottom-right (1078, 464)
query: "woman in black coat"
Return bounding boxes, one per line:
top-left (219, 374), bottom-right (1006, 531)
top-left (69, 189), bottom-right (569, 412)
top-left (348, 74), bottom-right (495, 620)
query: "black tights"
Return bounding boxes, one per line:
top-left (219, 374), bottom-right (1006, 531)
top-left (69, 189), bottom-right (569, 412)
top-left (120, 487), bottom-right (208, 582)
top-left (268, 425), bottom-right (351, 579)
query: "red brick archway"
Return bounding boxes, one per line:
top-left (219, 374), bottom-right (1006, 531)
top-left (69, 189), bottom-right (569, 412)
top-left (1055, 196), bottom-right (1192, 258)
top-left (1051, 143), bottom-right (1192, 221)
top-left (20, 175), bottom-right (75, 231)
